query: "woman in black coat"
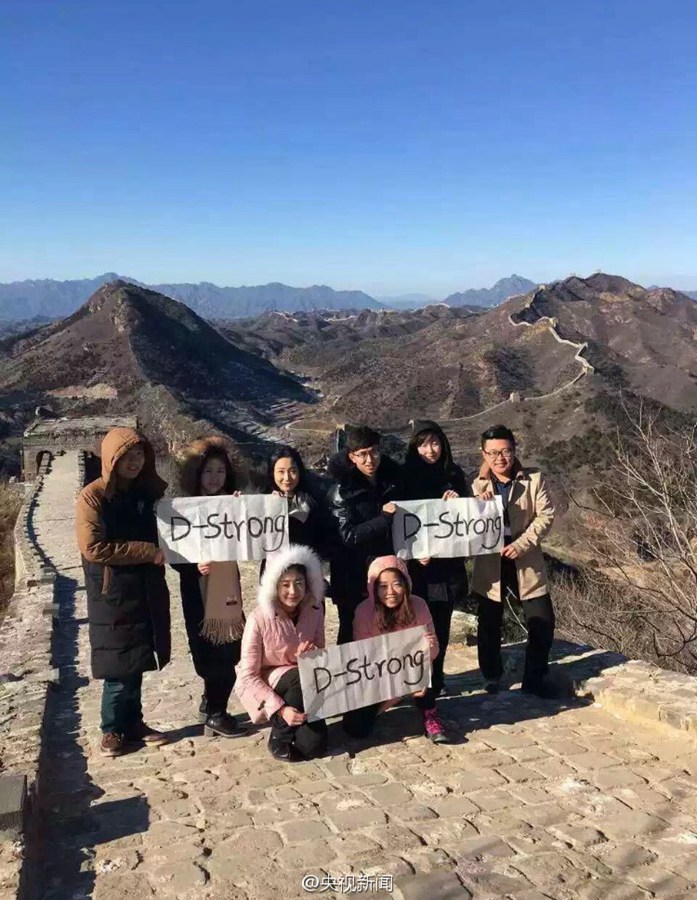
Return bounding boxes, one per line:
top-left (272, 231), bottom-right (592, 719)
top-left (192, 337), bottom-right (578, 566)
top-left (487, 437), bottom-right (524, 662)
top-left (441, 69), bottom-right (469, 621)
top-left (403, 420), bottom-right (469, 696)
top-left (265, 445), bottom-right (328, 555)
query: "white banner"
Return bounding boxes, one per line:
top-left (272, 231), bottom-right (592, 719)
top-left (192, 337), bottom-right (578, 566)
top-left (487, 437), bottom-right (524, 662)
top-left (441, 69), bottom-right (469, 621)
top-left (298, 626), bottom-right (431, 722)
top-left (392, 496), bottom-right (504, 560)
top-left (156, 494), bottom-right (289, 563)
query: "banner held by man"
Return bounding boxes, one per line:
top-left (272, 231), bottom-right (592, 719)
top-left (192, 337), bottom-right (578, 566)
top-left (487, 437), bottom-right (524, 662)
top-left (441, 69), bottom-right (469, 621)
top-left (392, 496), bottom-right (504, 560)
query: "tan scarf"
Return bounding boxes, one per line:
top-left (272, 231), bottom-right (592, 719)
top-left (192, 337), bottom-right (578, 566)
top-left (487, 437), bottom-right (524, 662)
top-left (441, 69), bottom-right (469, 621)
top-left (200, 561), bottom-right (245, 644)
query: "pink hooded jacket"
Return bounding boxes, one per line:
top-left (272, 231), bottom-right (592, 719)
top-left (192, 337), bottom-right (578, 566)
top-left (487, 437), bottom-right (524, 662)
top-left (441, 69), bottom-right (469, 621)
top-left (235, 545), bottom-right (325, 724)
top-left (352, 556), bottom-right (439, 659)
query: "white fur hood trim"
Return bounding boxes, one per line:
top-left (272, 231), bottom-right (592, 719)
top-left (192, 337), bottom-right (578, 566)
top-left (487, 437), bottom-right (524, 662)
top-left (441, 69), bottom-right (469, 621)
top-left (257, 544), bottom-right (325, 614)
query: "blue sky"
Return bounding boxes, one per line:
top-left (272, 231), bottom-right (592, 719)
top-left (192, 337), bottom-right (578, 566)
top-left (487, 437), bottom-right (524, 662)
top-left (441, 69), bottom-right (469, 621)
top-left (1, 0), bottom-right (696, 296)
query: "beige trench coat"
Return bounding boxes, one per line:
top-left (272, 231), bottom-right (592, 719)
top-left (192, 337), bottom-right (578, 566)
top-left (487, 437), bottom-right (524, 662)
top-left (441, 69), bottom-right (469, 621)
top-left (471, 463), bottom-right (554, 602)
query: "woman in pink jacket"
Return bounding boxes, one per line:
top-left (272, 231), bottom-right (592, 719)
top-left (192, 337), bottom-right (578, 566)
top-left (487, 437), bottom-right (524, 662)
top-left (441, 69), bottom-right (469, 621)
top-left (236, 545), bottom-right (328, 762)
top-left (343, 556), bottom-right (448, 744)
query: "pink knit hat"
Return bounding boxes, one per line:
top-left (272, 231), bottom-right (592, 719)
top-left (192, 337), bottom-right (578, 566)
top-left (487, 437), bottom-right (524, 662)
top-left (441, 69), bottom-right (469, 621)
top-left (366, 555), bottom-right (412, 603)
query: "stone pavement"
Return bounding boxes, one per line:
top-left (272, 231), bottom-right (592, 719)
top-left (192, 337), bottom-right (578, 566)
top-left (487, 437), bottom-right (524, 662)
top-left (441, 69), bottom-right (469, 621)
top-left (19, 467), bottom-right (697, 899)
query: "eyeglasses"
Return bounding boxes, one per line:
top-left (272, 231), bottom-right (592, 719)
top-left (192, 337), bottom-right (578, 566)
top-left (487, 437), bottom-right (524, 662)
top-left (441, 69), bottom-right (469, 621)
top-left (484, 449), bottom-right (514, 460)
top-left (351, 448), bottom-right (380, 462)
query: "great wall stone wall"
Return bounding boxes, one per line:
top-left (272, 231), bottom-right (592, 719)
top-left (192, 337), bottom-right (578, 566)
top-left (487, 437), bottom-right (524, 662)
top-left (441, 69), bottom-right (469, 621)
top-left (283, 291), bottom-right (595, 441)
top-left (3, 450), bottom-right (697, 898)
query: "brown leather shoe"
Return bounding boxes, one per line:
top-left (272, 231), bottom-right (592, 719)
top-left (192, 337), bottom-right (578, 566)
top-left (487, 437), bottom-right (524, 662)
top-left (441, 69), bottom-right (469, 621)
top-left (127, 722), bottom-right (169, 746)
top-left (100, 732), bottom-right (126, 757)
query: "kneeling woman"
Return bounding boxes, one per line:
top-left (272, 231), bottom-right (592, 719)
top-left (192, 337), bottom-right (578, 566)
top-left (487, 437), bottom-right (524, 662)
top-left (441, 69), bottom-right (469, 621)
top-left (343, 557), bottom-right (448, 744)
top-left (236, 546), bottom-right (328, 761)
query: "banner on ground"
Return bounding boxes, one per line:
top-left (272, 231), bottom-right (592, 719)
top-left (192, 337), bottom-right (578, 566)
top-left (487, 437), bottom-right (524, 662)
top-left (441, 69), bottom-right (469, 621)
top-left (298, 626), bottom-right (431, 722)
top-left (392, 496), bottom-right (504, 560)
top-left (156, 494), bottom-right (288, 563)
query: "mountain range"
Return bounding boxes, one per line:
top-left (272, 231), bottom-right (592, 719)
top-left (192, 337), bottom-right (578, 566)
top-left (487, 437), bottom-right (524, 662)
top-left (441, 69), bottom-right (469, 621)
top-left (0, 274), bottom-right (381, 321)
top-left (443, 274), bottom-right (537, 307)
top-left (0, 273), bottom-right (547, 324)
top-left (1, 273), bottom-right (696, 504)
top-left (0, 281), bottom-right (312, 453)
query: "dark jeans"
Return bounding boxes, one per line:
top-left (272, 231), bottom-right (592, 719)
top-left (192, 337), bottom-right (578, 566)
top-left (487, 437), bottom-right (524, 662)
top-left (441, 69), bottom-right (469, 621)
top-left (343, 692), bottom-right (435, 740)
top-left (270, 668), bottom-right (328, 759)
top-left (477, 580), bottom-right (555, 688)
top-left (101, 674), bottom-right (143, 734)
top-left (426, 600), bottom-right (454, 696)
top-left (202, 675), bottom-right (236, 715)
top-left (335, 597), bottom-right (363, 645)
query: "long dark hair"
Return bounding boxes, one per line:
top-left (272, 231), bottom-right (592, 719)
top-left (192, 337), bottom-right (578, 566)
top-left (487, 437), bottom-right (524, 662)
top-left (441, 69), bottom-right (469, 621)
top-left (404, 419), bottom-right (466, 499)
top-left (266, 445), bottom-right (310, 494)
top-left (375, 568), bottom-right (417, 633)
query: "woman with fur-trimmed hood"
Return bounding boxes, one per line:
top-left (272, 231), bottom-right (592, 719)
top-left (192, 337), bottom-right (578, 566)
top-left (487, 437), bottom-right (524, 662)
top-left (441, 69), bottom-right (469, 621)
top-left (235, 545), bottom-right (328, 761)
top-left (174, 436), bottom-right (247, 738)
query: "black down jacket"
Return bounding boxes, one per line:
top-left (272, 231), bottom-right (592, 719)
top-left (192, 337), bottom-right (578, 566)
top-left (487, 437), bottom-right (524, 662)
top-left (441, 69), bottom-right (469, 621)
top-left (325, 451), bottom-right (404, 606)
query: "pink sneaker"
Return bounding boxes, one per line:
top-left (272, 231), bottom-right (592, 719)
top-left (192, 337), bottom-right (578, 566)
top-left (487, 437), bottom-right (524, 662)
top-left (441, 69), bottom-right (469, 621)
top-left (423, 708), bottom-right (449, 744)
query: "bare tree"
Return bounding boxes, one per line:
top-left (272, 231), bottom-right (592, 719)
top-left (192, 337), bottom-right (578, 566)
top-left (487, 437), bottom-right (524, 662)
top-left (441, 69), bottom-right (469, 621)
top-left (559, 403), bottom-right (697, 673)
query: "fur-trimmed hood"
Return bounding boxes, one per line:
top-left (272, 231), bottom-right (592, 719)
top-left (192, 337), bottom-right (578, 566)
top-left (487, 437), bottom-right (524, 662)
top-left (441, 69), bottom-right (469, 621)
top-left (366, 555), bottom-right (412, 604)
top-left (177, 435), bottom-right (238, 496)
top-left (257, 544), bottom-right (325, 615)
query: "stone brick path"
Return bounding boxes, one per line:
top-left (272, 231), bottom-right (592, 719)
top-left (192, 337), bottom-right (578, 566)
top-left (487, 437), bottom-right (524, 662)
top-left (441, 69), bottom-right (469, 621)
top-left (27, 462), bottom-right (697, 899)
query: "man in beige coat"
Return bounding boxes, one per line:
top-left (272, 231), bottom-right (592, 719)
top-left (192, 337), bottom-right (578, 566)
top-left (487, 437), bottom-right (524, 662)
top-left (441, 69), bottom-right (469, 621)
top-left (471, 425), bottom-right (556, 698)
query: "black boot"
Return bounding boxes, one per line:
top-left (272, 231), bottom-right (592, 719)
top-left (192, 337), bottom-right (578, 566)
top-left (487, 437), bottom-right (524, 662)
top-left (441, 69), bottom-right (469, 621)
top-left (204, 711), bottom-right (246, 737)
top-left (268, 734), bottom-right (303, 762)
top-left (521, 675), bottom-right (563, 700)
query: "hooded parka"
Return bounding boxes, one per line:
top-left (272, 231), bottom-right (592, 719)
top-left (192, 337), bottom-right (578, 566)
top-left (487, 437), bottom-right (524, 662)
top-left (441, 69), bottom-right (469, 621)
top-left (76, 428), bottom-right (171, 680)
top-left (352, 555), bottom-right (439, 659)
top-left (235, 545), bottom-right (325, 724)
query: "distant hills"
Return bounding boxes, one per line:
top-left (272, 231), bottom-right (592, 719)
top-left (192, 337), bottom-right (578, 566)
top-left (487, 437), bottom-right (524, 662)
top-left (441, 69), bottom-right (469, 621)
top-left (0, 274), bottom-right (539, 320)
top-left (217, 273), bottom-right (697, 491)
top-left (0, 280), bottom-right (313, 449)
top-left (0, 273), bottom-right (381, 321)
top-left (1, 272), bottom-right (693, 324)
top-left (443, 275), bottom-right (537, 307)
top-left (1, 272), bottom-right (696, 484)
top-left (374, 293), bottom-right (436, 310)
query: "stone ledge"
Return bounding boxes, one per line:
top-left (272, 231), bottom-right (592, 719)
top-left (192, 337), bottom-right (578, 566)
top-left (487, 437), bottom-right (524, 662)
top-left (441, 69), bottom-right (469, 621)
top-left (545, 642), bottom-right (697, 746)
top-left (2, 468), bottom-right (60, 896)
top-left (0, 777), bottom-right (27, 839)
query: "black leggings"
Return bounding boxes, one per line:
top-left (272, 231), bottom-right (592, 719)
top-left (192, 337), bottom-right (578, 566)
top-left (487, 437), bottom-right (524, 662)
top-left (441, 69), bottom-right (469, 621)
top-left (270, 668), bottom-right (328, 759)
top-left (426, 600), bottom-right (454, 696)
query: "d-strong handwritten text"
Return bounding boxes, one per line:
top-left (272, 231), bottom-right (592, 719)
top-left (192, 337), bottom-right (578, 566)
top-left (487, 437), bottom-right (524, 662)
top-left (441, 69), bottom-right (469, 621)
top-left (298, 627), bottom-right (431, 722)
top-left (392, 496), bottom-right (504, 560)
top-left (156, 495), bottom-right (289, 563)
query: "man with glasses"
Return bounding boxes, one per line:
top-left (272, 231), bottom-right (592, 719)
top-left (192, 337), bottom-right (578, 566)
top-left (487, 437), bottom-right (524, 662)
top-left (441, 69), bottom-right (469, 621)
top-left (471, 425), bottom-right (557, 698)
top-left (327, 425), bottom-right (404, 643)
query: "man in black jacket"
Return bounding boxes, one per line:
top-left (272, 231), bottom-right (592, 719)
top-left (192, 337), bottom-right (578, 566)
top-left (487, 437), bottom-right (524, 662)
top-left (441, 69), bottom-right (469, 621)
top-left (326, 425), bottom-right (404, 643)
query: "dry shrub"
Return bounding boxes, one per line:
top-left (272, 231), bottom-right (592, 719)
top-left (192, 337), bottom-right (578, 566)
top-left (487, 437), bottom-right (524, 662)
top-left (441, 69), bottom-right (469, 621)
top-left (552, 569), bottom-right (657, 664)
top-left (0, 481), bottom-right (23, 608)
top-left (563, 403), bottom-right (697, 674)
